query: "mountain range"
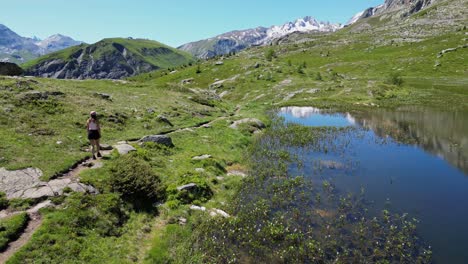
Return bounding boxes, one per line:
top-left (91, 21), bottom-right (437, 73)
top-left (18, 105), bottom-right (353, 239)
top-left (179, 16), bottom-right (341, 59)
top-left (0, 24), bottom-right (81, 64)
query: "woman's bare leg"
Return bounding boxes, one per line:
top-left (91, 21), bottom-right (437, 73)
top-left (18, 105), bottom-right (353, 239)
top-left (90, 139), bottom-right (96, 157)
top-left (96, 139), bottom-right (101, 157)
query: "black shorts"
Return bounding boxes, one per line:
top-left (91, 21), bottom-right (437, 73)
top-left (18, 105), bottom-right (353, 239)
top-left (88, 130), bottom-right (101, 140)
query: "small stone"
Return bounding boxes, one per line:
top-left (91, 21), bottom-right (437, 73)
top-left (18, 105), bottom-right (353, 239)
top-left (181, 78), bottom-right (194, 85)
top-left (192, 154), bottom-right (212, 161)
top-left (56, 141), bottom-right (63, 145)
top-left (215, 61), bottom-right (224, 65)
top-left (195, 168), bottom-right (205, 173)
top-left (190, 205), bottom-right (206, 211)
top-left (99, 144), bottom-right (113, 151)
top-left (177, 183), bottom-right (197, 191)
top-left (94, 92), bottom-right (112, 101)
top-left (178, 217), bottom-right (187, 225)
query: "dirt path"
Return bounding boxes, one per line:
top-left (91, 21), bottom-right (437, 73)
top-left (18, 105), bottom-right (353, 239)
top-left (0, 213), bottom-right (42, 264)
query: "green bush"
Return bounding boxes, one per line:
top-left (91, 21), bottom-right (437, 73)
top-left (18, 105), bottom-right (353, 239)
top-left (8, 198), bottom-right (34, 210)
top-left (386, 72), bottom-right (404, 86)
top-left (110, 155), bottom-right (166, 208)
top-left (167, 172), bottom-right (213, 204)
top-left (0, 212), bottom-right (29, 251)
top-left (265, 49), bottom-right (276, 61)
top-left (0, 192), bottom-right (8, 210)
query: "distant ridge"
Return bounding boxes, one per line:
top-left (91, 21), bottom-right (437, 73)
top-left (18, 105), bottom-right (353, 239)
top-left (0, 24), bottom-right (81, 63)
top-left (179, 16), bottom-right (341, 59)
top-left (23, 38), bottom-right (194, 79)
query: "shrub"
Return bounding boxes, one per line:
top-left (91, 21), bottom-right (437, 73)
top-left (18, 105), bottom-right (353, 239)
top-left (167, 172), bottom-right (213, 204)
top-left (386, 72), bottom-right (404, 86)
top-left (265, 49), bottom-right (276, 61)
top-left (109, 155), bottom-right (166, 208)
top-left (0, 212), bottom-right (29, 251)
top-left (0, 192), bottom-right (8, 210)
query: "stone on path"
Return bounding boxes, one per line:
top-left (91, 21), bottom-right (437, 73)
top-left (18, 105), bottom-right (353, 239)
top-left (114, 144), bottom-right (136, 155)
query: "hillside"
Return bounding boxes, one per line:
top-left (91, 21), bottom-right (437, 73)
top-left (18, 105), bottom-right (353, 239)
top-left (23, 38), bottom-right (195, 79)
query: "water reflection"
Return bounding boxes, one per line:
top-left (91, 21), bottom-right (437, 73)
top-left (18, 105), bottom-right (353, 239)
top-left (280, 106), bottom-right (468, 174)
top-left (353, 107), bottom-right (468, 175)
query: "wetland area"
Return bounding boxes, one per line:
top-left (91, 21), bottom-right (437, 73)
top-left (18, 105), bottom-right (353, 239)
top-left (279, 106), bottom-right (468, 264)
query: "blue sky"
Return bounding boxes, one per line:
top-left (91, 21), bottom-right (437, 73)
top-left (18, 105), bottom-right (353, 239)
top-left (1, 0), bottom-right (383, 47)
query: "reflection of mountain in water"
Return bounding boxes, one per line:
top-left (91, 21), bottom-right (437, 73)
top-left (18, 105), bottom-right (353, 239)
top-left (353, 107), bottom-right (468, 175)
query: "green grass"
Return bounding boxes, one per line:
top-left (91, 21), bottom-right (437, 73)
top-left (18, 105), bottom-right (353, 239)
top-left (0, 3), bottom-right (467, 262)
top-left (0, 213), bottom-right (29, 251)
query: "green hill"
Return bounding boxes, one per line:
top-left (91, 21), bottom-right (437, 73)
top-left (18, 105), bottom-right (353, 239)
top-left (22, 38), bottom-right (194, 79)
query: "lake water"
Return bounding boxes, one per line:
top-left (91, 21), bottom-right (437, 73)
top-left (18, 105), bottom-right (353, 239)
top-left (279, 106), bottom-right (468, 264)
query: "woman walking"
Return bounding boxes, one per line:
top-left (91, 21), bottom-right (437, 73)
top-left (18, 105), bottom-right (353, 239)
top-left (86, 111), bottom-right (101, 159)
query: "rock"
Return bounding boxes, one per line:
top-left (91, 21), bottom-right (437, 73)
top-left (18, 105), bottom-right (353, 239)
top-left (307, 88), bottom-right (320, 94)
top-left (114, 144), bottom-right (136, 155)
top-left (94, 92), bottom-right (112, 101)
top-left (227, 170), bottom-right (248, 177)
top-left (178, 217), bottom-right (187, 225)
top-left (280, 79), bottom-right (292, 85)
top-left (177, 183), bottom-right (197, 191)
top-left (195, 168), bottom-right (205, 173)
top-left (157, 115), bottom-right (173, 126)
top-left (192, 154), bottom-right (212, 161)
top-left (212, 209), bottom-right (230, 218)
top-left (20, 91), bottom-right (49, 101)
top-left (181, 78), bottom-right (194, 85)
top-left (0, 62), bottom-right (23, 76)
top-left (147, 108), bottom-right (155, 114)
top-left (319, 160), bottom-right (346, 170)
top-left (254, 62), bottom-right (261, 68)
top-left (0, 167), bottom-right (98, 199)
top-left (219, 91), bottom-right (229, 98)
top-left (209, 79), bottom-right (225, 89)
top-left (26, 200), bottom-right (53, 214)
top-left (190, 205), bottom-right (206, 211)
top-left (215, 61), bottom-right (224, 65)
top-left (139, 135), bottom-right (174, 147)
top-left (99, 144), bottom-right (113, 151)
top-left (229, 118), bottom-right (266, 130)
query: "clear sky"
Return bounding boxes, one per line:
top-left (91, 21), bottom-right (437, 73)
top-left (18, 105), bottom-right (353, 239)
top-left (1, 0), bottom-right (383, 47)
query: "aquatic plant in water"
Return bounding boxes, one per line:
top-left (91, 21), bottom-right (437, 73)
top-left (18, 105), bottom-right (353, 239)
top-left (191, 116), bottom-right (431, 263)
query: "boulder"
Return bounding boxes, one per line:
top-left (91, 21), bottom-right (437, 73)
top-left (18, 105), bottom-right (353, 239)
top-left (114, 144), bottom-right (136, 155)
top-left (229, 118), bottom-right (266, 130)
top-left (140, 135), bottom-right (174, 147)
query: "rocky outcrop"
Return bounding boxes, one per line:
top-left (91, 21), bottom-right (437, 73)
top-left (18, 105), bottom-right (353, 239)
top-left (0, 62), bottom-right (23, 76)
top-left (347, 0), bottom-right (441, 25)
top-left (0, 167), bottom-right (97, 199)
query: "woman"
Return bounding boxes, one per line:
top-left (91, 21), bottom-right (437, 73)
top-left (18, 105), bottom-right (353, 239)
top-left (86, 111), bottom-right (101, 159)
